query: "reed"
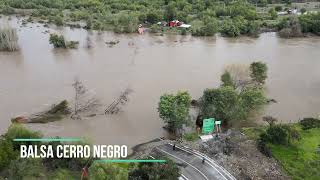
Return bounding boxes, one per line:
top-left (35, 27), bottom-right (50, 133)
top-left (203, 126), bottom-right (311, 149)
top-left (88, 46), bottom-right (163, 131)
top-left (0, 27), bottom-right (19, 51)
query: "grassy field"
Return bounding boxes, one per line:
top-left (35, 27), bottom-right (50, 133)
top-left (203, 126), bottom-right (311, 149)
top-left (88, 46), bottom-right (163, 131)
top-left (243, 125), bottom-right (320, 180)
top-left (270, 127), bottom-right (320, 180)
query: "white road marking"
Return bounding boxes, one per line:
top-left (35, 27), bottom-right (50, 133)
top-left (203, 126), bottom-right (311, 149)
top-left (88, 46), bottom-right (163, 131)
top-left (156, 147), bottom-right (209, 180)
top-left (168, 143), bottom-right (236, 180)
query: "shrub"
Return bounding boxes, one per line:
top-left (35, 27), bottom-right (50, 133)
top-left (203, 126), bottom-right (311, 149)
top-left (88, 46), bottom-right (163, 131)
top-left (221, 18), bottom-right (241, 37)
top-left (257, 137), bottom-right (272, 157)
top-left (300, 118), bottom-right (320, 130)
top-left (278, 17), bottom-right (303, 38)
top-left (49, 34), bottom-right (66, 48)
top-left (0, 27), bottom-right (19, 51)
top-left (191, 18), bottom-right (218, 36)
top-left (266, 125), bottom-right (288, 145)
top-left (299, 13), bottom-right (320, 34)
top-left (150, 24), bottom-right (161, 33)
top-left (275, 6), bottom-right (283, 12)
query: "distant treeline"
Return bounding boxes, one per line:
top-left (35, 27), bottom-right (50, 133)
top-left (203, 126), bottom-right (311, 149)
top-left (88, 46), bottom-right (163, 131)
top-left (0, 0), bottom-right (319, 37)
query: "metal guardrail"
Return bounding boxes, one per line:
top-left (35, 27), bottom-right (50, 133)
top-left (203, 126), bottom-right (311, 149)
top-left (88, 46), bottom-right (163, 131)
top-left (168, 143), bottom-right (237, 180)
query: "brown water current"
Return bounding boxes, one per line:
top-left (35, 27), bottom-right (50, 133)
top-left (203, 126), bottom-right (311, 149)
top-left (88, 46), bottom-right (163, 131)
top-left (1, 17), bottom-right (320, 149)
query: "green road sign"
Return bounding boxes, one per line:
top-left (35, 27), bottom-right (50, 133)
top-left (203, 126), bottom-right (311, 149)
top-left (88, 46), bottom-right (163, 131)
top-left (202, 118), bottom-right (215, 134)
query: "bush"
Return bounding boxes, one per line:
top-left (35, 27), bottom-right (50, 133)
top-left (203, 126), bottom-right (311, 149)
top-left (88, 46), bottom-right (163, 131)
top-left (0, 27), bottom-right (19, 51)
top-left (266, 125), bottom-right (288, 145)
top-left (299, 13), bottom-right (320, 34)
top-left (275, 6), bottom-right (283, 12)
top-left (257, 137), bottom-right (272, 157)
top-left (278, 17), bottom-right (303, 38)
top-left (221, 18), bottom-right (242, 37)
top-left (191, 20), bottom-right (218, 36)
top-left (49, 34), bottom-right (66, 48)
top-left (183, 132), bottom-right (199, 141)
top-left (300, 118), bottom-right (320, 130)
top-left (150, 24), bottom-right (161, 33)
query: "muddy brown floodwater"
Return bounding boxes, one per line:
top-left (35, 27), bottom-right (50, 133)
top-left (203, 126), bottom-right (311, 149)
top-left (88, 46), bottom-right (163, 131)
top-left (1, 17), bottom-right (320, 150)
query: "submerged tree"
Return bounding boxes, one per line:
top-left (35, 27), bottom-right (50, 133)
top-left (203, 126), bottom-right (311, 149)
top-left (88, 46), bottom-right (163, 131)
top-left (250, 61), bottom-right (268, 86)
top-left (105, 88), bottom-right (132, 115)
top-left (158, 91), bottom-right (191, 136)
top-left (49, 33), bottom-right (66, 48)
top-left (224, 64), bottom-right (251, 91)
top-left (0, 26), bottom-right (19, 51)
top-left (72, 78), bottom-right (99, 120)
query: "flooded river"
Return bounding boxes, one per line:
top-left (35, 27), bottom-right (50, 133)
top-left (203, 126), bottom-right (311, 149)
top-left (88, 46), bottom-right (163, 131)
top-left (1, 17), bottom-right (320, 149)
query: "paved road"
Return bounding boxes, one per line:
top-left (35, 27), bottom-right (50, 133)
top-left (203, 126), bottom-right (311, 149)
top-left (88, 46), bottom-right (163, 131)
top-left (156, 144), bottom-right (236, 180)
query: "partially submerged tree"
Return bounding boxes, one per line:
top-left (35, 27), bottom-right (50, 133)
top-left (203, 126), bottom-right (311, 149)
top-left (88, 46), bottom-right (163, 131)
top-left (221, 71), bottom-right (235, 88)
top-left (72, 78), bottom-right (99, 120)
top-left (224, 64), bottom-right (251, 90)
top-left (0, 26), bottom-right (19, 51)
top-left (49, 34), bottom-right (66, 48)
top-left (262, 116), bottom-right (277, 126)
top-left (158, 91), bottom-right (191, 136)
top-left (49, 33), bottom-right (79, 49)
top-left (250, 61), bottom-right (268, 86)
top-left (105, 88), bottom-right (132, 115)
top-left (199, 87), bottom-right (239, 126)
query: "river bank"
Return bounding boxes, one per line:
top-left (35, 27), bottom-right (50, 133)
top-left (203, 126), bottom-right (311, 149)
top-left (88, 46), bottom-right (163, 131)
top-left (1, 16), bottom-right (320, 150)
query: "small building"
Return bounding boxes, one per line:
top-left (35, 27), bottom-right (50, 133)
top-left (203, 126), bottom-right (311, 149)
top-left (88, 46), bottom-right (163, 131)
top-left (169, 20), bottom-right (182, 27)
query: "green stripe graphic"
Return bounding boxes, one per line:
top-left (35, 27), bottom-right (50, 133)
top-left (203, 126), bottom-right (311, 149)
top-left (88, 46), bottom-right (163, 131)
top-left (95, 159), bottom-right (166, 163)
top-left (13, 138), bottom-right (82, 142)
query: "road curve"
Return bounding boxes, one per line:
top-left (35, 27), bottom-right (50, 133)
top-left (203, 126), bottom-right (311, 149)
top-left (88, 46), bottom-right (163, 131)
top-left (156, 144), bottom-right (236, 180)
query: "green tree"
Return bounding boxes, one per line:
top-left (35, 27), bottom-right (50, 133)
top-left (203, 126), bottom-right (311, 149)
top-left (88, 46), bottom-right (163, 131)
top-left (269, 8), bottom-right (277, 20)
top-left (199, 87), bottom-right (238, 126)
top-left (221, 18), bottom-right (241, 37)
top-left (239, 87), bottom-right (267, 119)
top-left (49, 34), bottom-right (66, 48)
top-left (158, 91), bottom-right (191, 135)
top-left (129, 158), bottom-right (180, 180)
top-left (165, 2), bottom-right (177, 21)
top-left (0, 139), bottom-right (16, 171)
top-left (275, 6), bottom-right (283, 12)
top-left (0, 124), bottom-right (41, 171)
top-left (89, 163), bottom-right (128, 180)
top-left (221, 71), bottom-right (235, 88)
top-left (8, 158), bottom-right (45, 179)
top-left (250, 62), bottom-right (268, 85)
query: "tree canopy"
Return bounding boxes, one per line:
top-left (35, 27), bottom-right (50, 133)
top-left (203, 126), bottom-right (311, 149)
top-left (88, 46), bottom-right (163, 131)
top-left (158, 91), bottom-right (191, 135)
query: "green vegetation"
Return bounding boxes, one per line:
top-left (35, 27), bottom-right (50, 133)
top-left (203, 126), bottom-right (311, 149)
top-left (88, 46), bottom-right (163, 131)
top-left (0, 124), bottom-right (181, 179)
top-left (299, 13), bottom-right (320, 34)
top-left (0, 0), bottom-right (263, 37)
top-left (199, 62), bottom-right (268, 127)
top-left (183, 132), bottom-right (199, 142)
top-left (0, 26), bottom-right (19, 51)
top-left (11, 100), bottom-right (70, 123)
top-left (1, 0), bottom-right (319, 37)
top-left (300, 117), bottom-right (320, 130)
top-left (250, 61), bottom-right (268, 85)
top-left (89, 163), bottom-right (129, 179)
top-left (49, 34), bottom-right (79, 49)
top-left (129, 157), bottom-right (180, 180)
top-left (49, 33), bottom-right (66, 48)
top-left (244, 122), bottom-right (320, 180)
top-left (270, 127), bottom-right (320, 180)
top-left (0, 124), bottom-right (85, 179)
top-left (158, 91), bottom-right (191, 135)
